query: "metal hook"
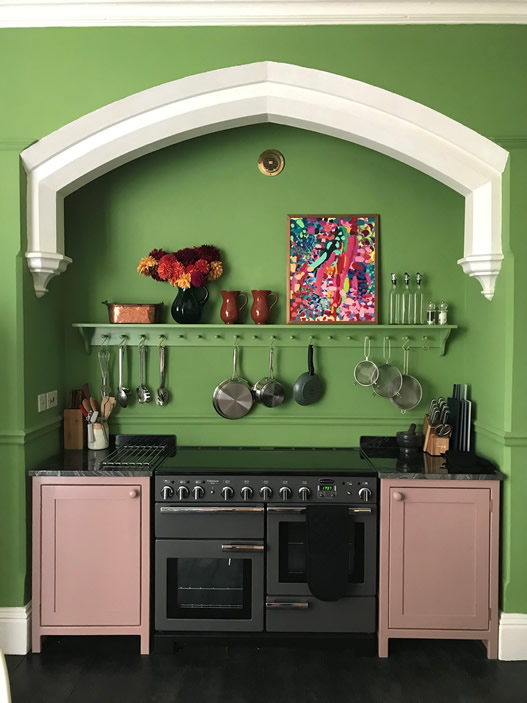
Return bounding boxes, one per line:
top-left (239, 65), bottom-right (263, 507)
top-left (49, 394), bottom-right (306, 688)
top-left (101, 334), bottom-right (110, 347)
top-left (138, 335), bottom-right (146, 348)
top-left (119, 335), bottom-right (128, 349)
top-left (422, 335), bottom-right (429, 351)
top-left (159, 335), bottom-right (166, 348)
top-left (402, 336), bottom-right (410, 351)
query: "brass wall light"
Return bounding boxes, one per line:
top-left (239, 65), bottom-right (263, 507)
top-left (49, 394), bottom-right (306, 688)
top-left (258, 149), bottom-right (285, 176)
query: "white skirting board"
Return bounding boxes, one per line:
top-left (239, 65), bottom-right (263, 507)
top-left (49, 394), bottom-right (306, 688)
top-left (499, 613), bottom-right (527, 660)
top-left (0, 603), bottom-right (31, 655)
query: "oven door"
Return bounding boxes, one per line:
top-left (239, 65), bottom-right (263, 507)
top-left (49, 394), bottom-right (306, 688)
top-left (266, 505), bottom-right (377, 597)
top-left (155, 539), bottom-right (264, 632)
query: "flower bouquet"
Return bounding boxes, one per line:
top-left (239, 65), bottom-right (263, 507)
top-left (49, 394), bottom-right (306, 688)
top-left (137, 245), bottom-right (223, 323)
top-left (137, 245), bottom-right (223, 288)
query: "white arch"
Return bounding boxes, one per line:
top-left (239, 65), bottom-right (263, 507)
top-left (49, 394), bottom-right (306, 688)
top-left (21, 61), bottom-right (508, 299)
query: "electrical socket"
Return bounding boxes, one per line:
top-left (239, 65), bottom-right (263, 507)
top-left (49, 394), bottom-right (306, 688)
top-left (47, 390), bottom-right (58, 409)
top-left (37, 393), bottom-right (47, 413)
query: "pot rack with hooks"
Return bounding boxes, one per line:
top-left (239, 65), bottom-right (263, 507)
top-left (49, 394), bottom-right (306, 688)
top-left (73, 323), bottom-right (456, 356)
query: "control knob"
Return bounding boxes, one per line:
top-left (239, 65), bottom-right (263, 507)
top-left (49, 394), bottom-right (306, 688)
top-left (161, 485), bottom-right (174, 500)
top-left (298, 486), bottom-right (312, 501)
top-left (259, 486), bottom-right (273, 500)
top-left (279, 486), bottom-right (292, 501)
top-left (358, 487), bottom-right (372, 502)
top-left (193, 485), bottom-right (205, 500)
top-left (176, 485), bottom-right (189, 500)
top-left (221, 486), bottom-right (235, 501)
top-left (240, 486), bottom-right (253, 501)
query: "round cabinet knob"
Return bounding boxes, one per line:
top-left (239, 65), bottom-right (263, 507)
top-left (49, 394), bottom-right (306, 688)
top-left (392, 491), bottom-right (404, 502)
top-left (221, 486), bottom-right (235, 501)
top-left (193, 485), bottom-right (205, 500)
top-left (129, 489), bottom-right (139, 499)
top-left (260, 486), bottom-right (273, 500)
top-left (176, 485), bottom-right (189, 500)
top-left (298, 486), bottom-right (312, 501)
top-left (358, 487), bottom-right (372, 502)
top-left (279, 486), bottom-right (292, 501)
top-left (161, 485), bottom-right (174, 500)
top-left (240, 486), bottom-right (253, 501)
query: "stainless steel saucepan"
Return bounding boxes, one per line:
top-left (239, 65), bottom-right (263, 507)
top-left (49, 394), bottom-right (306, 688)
top-left (213, 345), bottom-right (254, 419)
top-left (253, 345), bottom-right (285, 408)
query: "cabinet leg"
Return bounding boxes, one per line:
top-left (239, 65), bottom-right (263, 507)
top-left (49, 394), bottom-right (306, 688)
top-left (31, 630), bottom-right (41, 654)
top-left (378, 636), bottom-right (389, 658)
top-left (485, 636), bottom-right (498, 660)
top-left (140, 634), bottom-right (150, 655)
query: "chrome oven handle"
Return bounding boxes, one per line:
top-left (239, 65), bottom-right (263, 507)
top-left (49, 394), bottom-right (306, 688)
top-left (221, 544), bottom-right (264, 552)
top-left (266, 601), bottom-right (310, 609)
top-left (267, 506), bottom-right (373, 514)
top-left (159, 506), bottom-right (264, 514)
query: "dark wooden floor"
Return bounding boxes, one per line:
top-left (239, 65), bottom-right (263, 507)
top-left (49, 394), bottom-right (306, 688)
top-left (6, 636), bottom-right (527, 703)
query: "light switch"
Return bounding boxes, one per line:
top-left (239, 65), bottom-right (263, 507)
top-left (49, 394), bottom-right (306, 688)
top-left (47, 390), bottom-right (58, 409)
top-left (37, 394), bottom-right (47, 413)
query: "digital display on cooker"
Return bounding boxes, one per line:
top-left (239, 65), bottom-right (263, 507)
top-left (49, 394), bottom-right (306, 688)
top-left (321, 486), bottom-right (333, 491)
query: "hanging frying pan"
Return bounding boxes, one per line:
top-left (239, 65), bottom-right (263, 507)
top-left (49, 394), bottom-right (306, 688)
top-left (213, 345), bottom-right (254, 419)
top-left (293, 344), bottom-right (324, 406)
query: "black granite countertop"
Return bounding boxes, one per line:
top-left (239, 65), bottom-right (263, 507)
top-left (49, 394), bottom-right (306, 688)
top-left (28, 446), bottom-right (504, 480)
top-left (28, 449), bottom-right (154, 477)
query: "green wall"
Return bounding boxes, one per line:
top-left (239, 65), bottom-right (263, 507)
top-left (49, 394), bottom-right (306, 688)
top-left (0, 25), bottom-right (525, 612)
top-left (62, 123), bottom-right (466, 446)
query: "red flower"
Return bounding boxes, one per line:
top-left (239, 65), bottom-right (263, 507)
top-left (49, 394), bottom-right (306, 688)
top-left (185, 264), bottom-right (195, 274)
top-left (172, 260), bottom-right (185, 279)
top-left (195, 258), bottom-right (210, 274)
top-left (157, 254), bottom-right (177, 281)
top-left (190, 271), bottom-right (206, 288)
top-left (149, 248), bottom-right (167, 261)
top-left (196, 245), bottom-right (220, 262)
top-left (175, 247), bottom-right (199, 266)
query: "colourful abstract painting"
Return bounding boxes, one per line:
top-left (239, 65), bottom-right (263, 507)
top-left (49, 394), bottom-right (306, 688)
top-left (288, 215), bottom-right (378, 324)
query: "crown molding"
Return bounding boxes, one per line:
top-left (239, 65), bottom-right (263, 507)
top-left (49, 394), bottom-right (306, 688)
top-left (1, 1), bottom-right (527, 28)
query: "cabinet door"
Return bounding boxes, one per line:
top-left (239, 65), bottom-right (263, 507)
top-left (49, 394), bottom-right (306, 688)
top-left (40, 484), bottom-right (142, 626)
top-left (388, 486), bottom-right (490, 630)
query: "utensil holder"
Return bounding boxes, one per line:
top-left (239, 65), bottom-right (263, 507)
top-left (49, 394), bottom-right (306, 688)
top-left (87, 422), bottom-right (109, 450)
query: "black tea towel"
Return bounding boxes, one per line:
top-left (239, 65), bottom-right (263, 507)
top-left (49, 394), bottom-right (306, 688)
top-left (306, 505), bottom-right (350, 601)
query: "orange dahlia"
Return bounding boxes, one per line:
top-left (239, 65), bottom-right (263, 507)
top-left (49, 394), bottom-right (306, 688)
top-left (137, 255), bottom-right (157, 276)
top-left (173, 272), bottom-right (191, 289)
top-left (207, 260), bottom-right (223, 281)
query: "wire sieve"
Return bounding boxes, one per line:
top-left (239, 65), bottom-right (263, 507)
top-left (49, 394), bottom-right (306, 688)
top-left (391, 346), bottom-right (422, 413)
top-left (354, 337), bottom-right (379, 387)
top-left (373, 337), bottom-right (403, 398)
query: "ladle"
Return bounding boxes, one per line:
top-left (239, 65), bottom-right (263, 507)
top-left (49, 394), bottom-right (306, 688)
top-left (117, 340), bottom-right (130, 408)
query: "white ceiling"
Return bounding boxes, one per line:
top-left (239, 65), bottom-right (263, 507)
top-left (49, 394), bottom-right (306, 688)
top-left (1, 0), bottom-right (527, 27)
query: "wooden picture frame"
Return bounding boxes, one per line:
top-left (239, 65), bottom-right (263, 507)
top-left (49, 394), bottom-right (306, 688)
top-left (287, 215), bottom-right (378, 324)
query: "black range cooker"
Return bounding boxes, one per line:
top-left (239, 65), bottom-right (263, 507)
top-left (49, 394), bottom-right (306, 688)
top-left (154, 447), bottom-right (378, 641)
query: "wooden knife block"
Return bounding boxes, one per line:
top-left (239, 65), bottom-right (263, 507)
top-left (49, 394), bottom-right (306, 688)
top-left (64, 409), bottom-right (85, 450)
top-left (423, 414), bottom-right (450, 456)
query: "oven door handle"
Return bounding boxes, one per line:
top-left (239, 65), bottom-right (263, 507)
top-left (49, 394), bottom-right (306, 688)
top-left (159, 506), bottom-right (264, 513)
top-left (266, 601), bottom-right (310, 609)
top-left (221, 544), bottom-right (265, 552)
top-left (267, 506), bottom-right (373, 514)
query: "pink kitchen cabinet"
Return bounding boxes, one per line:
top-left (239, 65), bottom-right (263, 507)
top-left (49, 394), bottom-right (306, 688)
top-left (378, 480), bottom-right (500, 659)
top-left (32, 477), bottom-right (150, 654)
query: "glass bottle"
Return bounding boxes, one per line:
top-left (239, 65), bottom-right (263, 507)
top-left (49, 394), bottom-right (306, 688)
top-left (427, 302), bottom-right (437, 325)
top-left (389, 273), bottom-right (400, 324)
top-left (438, 301), bottom-right (448, 325)
top-left (401, 272), bottom-right (411, 324)
top-left (413, 273), bottom-right (424, 324)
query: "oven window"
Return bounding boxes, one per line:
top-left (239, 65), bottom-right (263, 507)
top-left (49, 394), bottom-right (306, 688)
top-left (166, 558), bottom-right (252, 619)
top-left (278, 521), bottom-right (365, 584)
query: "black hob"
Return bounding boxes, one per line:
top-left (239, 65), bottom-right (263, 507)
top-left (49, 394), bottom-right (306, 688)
top-left (157, 446), bottom-right (376, 475)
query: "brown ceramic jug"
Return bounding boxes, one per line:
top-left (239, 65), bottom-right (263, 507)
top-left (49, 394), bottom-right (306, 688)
top-left (220, 291), bottom-right (248, 324)
top-left (251, 290), bottom-right (278, 325)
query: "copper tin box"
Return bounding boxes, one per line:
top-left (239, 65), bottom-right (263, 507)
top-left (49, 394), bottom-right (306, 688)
top-left (103, 301), bottom-right (162, 324)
